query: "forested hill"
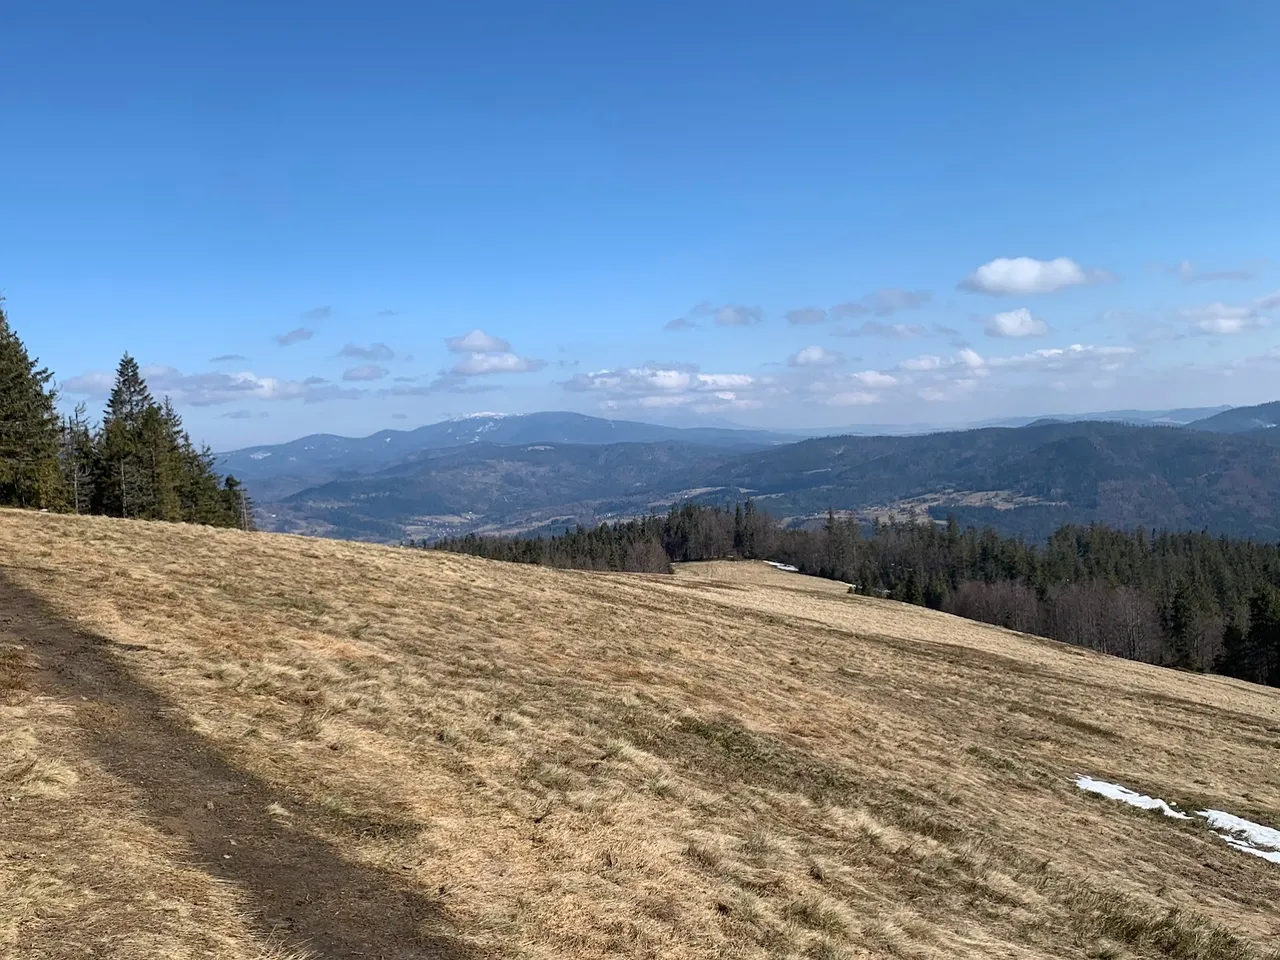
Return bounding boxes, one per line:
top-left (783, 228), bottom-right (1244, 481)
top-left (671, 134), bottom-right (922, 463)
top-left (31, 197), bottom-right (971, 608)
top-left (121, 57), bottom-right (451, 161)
top-left (432, 502), bottom-right (1280, 690)
top-left (273, 417), bottom-right (1280, 543)
top-left (0, 301), bottom-right (249, 527)
top-left (696, 419), bottom-right (1280, 540)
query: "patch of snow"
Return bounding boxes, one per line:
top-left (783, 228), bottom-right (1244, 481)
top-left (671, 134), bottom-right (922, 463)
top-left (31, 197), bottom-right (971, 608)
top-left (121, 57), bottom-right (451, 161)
top-left (1200, 810), bottom-right (1280, 863)
top-left (1075, 776), bottom-right (1280, 867)
top-left (384, 437), bottom-right (391, 443)
top-left (763, 560), bottom-right (800, 573)
top-left (527, 445), bottom-right (553, 451)
top-left (1073, 776), bottom-right (1190, 819)
top-left (248, 451), bottom-right (272, 460)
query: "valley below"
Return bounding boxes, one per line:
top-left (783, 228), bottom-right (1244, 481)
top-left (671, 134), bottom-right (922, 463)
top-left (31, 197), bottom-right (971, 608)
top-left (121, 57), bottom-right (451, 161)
top-left (227, 412), bottom-right (1280, 543)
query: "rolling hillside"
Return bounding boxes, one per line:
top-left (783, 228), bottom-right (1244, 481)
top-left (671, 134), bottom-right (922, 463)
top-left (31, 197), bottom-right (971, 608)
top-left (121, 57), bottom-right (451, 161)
top-left (1189, 401), bottom-right (1280, 435)
top-left (258, 420), bottom-right (1280, 543)
top-left (699, 420), bottom-right (1280, 540)
top-left (3, 509), bottom-right (1280, 959)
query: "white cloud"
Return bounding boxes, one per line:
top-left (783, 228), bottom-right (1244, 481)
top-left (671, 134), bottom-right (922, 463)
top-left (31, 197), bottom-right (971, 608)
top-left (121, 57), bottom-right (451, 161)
top-left (442, 329), bottom-right (542, 377)
top-left (788, 345), bottom-right (843, 367)
top-left (987, 343), bottom-right (1135, 371)
top-left (63, 364), bottom-right (366, 406)
top-left (900, 354), bottom-right (945, 372)
top-left (1182, 300), bottom-right (1272, 335)
top-left (957, 347), bottom-right (985, 368)
top-left (450, 352), bottom-right (546, 376)
top-left (61, 371), bottom-right (115, 395)
top-left (696, 373), bottom-right (754, 389)
top-left (985, 307), bottom-right (1050, 338)
top-left (446, 329), bottom-right (511, 353)
top-left (715, 304), bottom-right (764, 327)
top-left (852, 370), bottom-right (898, 388)
top-left (565, 364), bottom-right (765, 412)
top-left (960, 257), bottom-right (1102, 296)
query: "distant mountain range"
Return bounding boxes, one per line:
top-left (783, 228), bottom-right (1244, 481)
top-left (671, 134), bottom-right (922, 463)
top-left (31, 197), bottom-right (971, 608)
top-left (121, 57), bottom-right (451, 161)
top-left (223, 401), bottom-right (1280, 543)
top-left (219, 411), bottom-right (793, 501)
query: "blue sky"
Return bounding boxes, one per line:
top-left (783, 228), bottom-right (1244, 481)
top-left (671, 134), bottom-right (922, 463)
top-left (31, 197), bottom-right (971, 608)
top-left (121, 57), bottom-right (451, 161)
top-left (3, 1), bottom-right (1279, 448)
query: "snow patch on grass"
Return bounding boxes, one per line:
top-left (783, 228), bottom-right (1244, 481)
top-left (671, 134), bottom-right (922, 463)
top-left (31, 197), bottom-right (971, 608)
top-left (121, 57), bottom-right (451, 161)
top-left (1075, 776), bottom-right (1280, 866)
top-left (1073, 775), bottom-right (1190, 819)
top-left (1200, 810), bottom-right (1280, 864)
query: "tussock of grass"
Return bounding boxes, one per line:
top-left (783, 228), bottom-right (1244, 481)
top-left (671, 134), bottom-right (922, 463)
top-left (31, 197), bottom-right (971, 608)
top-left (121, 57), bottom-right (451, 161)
top-left (2, 514), bottom-right (1280, 959)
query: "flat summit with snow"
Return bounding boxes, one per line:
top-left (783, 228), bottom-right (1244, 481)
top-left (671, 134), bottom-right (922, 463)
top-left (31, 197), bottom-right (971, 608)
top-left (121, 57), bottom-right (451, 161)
top-left (3, 510), bottom-right (1280, 959)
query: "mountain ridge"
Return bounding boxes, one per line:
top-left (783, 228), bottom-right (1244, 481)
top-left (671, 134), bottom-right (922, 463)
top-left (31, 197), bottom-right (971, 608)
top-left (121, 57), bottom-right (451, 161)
top-left (257, 418), bottom-right (1280, 543)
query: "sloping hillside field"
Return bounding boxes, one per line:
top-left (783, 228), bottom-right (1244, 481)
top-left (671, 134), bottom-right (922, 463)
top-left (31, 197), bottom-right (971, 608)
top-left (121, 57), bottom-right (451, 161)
top-left (3, 511), bottom-right (1280, 960)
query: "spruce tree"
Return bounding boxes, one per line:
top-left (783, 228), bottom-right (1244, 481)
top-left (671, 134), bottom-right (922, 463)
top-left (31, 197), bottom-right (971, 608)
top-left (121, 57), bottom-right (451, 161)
top-left (96, 353), bottom-right (154, 517)
top-left (0, 299), bottom-right (65, 509)
top-left (58, 402), bottom-right (96, 514)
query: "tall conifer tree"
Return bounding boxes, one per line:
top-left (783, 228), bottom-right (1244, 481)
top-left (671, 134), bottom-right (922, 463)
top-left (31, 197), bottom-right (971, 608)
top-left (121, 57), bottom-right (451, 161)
top-left (0, 298), bottom-right (65, 509)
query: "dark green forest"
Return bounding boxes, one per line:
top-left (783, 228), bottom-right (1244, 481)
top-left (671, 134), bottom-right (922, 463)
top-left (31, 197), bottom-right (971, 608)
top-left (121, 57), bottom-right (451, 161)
top-left (430, 502), bottom-right (1280, 689)
top-left (0, 300), bottom-right (250, 527)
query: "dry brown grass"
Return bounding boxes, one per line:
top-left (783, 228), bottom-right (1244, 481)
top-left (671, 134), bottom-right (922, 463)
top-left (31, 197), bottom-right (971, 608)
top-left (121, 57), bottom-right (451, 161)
top-left (2, 510), bottom-right (1280, 959)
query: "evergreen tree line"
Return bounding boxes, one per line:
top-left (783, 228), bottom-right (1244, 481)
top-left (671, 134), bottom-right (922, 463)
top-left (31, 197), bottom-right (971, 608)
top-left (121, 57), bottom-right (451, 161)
top-left (0, 300), bottom-right (251, 527)
top-left (429, 502), bottom-right (1280, 688)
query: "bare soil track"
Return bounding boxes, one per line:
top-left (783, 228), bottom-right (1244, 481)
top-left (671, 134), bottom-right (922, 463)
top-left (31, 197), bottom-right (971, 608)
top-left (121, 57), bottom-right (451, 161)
top-left (0, 574), bottom-right (478, 960)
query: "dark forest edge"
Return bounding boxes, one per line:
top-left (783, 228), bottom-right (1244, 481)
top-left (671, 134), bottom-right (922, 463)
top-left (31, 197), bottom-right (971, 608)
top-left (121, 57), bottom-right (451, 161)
top-left (0, 300), bottom-right (251, 528)
top-left (427, 501), bottom-right (1280, 689)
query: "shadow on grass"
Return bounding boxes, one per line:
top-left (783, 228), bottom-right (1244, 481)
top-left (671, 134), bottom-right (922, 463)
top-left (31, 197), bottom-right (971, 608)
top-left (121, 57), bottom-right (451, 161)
top-left (0, 572), bottom-right (482, 960)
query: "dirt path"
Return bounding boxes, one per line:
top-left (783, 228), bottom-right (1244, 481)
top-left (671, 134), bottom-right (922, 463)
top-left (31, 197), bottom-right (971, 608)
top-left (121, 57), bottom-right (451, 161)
top-left (0, 572), bottom-right (481, 960)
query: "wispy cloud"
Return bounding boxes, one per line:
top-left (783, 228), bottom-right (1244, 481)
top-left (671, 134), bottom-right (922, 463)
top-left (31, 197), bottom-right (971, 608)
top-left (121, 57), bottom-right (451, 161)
top-left (210, 353), bottom-right (247, 363)
top-left (275, 327), bottom-right (314, 347)
top-left (664, 301), bottom-right (764, 330)
top-left (445, 329), bottom-right (511, 353)
top-left (61, 371), bottom-right (115, 395)
top-left (64, 365), bottom-right (364, 406)
top-left (785, 307), bottom-right (827, 326)
top-left (795, 289), bottom-right (933, 326)
top-left (377, 308), bottom-right (399, 317)
top-left (714, 304), bottom-right (764, 327)
top-left (1173, 259), bottom-right (1266, 284)
top-left (1182, 293), bottom-right (1279, 335)
top-left (831, 320), bottom-right (927, 339)
top-left (342, 364), bottom-right (390, 382)
top-left (339, 342), bottom-right (395, 361)
top-left (301, 305), bottom-right (332, 321)
top-left (451, 353), bottom-right (545, 375)
top-left (863, 288), bottom-right (933, 315)
top-left (960, 257), bottom-right (1108, 296)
